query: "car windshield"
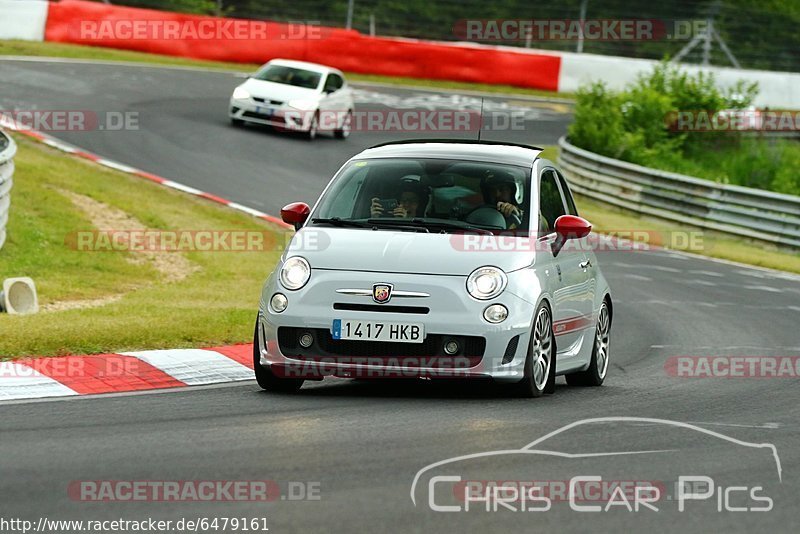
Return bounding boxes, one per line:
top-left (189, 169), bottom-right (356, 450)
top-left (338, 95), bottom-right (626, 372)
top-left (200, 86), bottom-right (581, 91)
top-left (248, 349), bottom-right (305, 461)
top-left (253, 65), bottom-right (322, 90)
top-left (311, 157), bottom-right (531, 233)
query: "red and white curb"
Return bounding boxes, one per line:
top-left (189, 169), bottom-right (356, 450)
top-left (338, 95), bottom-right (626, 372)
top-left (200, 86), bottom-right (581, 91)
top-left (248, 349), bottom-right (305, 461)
top-left (1, 344), bottom-right (255, 401)
top-left (0, 119), bottom-right (292, 230)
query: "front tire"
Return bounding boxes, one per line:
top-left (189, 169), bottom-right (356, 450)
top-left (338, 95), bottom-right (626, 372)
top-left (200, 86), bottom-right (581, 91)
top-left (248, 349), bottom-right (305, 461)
top-left (304, 112), bottom-right (319, 140)
top-left (253, 319), bottom-right (303, 393)
top-left (566, 300), bottom-right (610, 387)
top-left (231, 118), bottom-right (244, 127)
top-left (513, 303), bottom-right (556, 398)
top-left (334, 110), bottom-right (352, 139)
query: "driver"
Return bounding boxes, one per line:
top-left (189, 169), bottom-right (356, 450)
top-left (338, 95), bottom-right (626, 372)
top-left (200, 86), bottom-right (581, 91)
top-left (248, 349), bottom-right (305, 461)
top-left (481, 171), bottom-right (524, 229)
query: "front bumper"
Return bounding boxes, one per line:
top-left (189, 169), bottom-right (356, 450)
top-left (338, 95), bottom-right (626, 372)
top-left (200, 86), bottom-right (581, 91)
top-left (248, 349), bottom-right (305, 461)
top-left (229, 97), bottom-right (313, 131)
top-left (256, 269), bottom-right (537, 382)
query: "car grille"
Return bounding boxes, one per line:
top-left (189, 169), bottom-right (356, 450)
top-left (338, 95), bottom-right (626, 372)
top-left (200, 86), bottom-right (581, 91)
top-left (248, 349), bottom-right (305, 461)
top-left (277, 327), bottom-right (485, 368)
top-left (242, 111), bottom-right (284, 122)
top-left (252, 97), bottom-right (283, 105)
top-left (333, 303), bottom-right (430, 314)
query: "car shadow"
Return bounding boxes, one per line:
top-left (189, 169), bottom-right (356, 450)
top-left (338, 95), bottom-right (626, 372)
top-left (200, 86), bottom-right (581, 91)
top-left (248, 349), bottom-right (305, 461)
top-left (255, 376), bottom-right (604, 401)
top-left (227, 119), bottom-right (341, 142)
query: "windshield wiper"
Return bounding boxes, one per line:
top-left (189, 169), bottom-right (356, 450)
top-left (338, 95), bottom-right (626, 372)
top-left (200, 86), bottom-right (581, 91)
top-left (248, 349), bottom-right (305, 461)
top-left (311, 217), bottom-right (428, 232)
top-left (367, 218), bottom-right (494, 235)
top-left (311, 217), bottom-right (375, 228)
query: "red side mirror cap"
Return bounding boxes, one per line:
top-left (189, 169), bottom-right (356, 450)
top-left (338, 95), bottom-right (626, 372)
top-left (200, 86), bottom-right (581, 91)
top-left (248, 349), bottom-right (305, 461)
top-left (555, 215), bottom-right (592, 240)
top-left (281, 202), bottom-right (310, 228)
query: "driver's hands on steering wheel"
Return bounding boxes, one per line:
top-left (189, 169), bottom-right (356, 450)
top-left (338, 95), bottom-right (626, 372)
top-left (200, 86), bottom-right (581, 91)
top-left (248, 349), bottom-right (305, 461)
top-left (496, 202), bottom-right (521, 218)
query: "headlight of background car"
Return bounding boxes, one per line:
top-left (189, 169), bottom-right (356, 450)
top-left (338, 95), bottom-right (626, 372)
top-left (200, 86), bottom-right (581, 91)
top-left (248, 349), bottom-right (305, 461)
top-left (466, 266), bottom-right (507, 300)
top-left (280, 257), bottom-right (311, 290)
top-left (232, 86), bottom-right (250, 100)
top-left (288, 99), bottom-right (318, 110)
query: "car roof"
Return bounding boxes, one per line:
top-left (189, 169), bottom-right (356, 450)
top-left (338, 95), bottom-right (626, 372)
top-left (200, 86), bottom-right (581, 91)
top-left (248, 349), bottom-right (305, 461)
top-left (266, 58), bottom-right (340, 75)
top-left (357, 140), bottom-right (543, 167)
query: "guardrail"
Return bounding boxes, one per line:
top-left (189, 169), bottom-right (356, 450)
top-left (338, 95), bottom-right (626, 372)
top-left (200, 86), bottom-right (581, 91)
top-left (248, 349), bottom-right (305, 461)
top-left (557, 136), bottom-right (800, 248)
top-left (0, 129), bottom-right (16, 251)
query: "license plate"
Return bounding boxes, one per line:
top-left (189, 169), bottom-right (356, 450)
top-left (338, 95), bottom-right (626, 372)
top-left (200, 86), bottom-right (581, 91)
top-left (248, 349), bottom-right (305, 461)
top-left (255, 106), bottom-right (274, 117)
top-left (332, 319), bottom-right (424, 343)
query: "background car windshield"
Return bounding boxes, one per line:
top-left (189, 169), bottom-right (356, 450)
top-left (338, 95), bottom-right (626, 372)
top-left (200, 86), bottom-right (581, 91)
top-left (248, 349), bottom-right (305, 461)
top-left (254, 65), bottom-right (322, 89)
top-left (312, 158), bottom-right (531, 231)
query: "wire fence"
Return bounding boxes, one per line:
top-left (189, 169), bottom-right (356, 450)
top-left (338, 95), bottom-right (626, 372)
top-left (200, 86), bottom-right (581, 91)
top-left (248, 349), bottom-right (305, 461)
top-left (113, 0), bottom-right (800, 73)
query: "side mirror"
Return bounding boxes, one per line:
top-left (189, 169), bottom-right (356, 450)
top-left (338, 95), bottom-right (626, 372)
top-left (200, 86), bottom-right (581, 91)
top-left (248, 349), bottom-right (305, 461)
top-left (555, 215), bottom-right (592, 240)
top-left (281, 202), bottom-right (311, 230)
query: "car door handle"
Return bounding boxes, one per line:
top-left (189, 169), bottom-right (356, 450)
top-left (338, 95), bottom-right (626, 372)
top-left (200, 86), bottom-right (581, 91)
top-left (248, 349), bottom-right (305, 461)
top-left (579, 259), bottom-right (592, 269)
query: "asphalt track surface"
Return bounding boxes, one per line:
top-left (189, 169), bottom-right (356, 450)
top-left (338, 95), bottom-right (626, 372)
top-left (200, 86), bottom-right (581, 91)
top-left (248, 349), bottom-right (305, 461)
top-left (2, 58), bottom-right (800, 533)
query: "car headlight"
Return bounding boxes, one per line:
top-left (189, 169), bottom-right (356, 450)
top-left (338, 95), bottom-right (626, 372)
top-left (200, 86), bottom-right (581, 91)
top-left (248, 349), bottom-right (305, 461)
top-left (466, 266), bottom-right (507, 300)
top-left (280, 257), bottom-right (311, 290)
top-left (232, 86), bottom-right (250, 100)
top-left (288, 99), bottom-right (318, 110)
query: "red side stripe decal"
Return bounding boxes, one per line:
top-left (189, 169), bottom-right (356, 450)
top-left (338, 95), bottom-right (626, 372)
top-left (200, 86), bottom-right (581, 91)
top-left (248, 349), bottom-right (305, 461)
top-left (553, 314), bottom-right (595, 336)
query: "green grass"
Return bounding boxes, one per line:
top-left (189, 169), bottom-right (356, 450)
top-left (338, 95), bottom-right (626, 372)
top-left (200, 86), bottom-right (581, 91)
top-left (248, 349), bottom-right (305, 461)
top-left (639, 138), bottom-right (800, 197)
top-left (542, 146), bottom-right (800, 274)
top-left (0, 39), bottom-right (569, 100)
top-left (0, 134), bottom-right (285, 359)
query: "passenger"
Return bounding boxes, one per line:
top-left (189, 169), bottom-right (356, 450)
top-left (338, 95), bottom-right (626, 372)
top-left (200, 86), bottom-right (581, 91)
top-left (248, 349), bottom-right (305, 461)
top-left (370, 176), bottom-right (425, 218)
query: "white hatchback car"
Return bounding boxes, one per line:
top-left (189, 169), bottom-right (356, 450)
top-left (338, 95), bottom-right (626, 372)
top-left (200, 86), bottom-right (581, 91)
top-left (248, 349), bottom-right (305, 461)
top-left (254, 140), bottom-right (612, 397)
top-left (229, 59), bottom-right (354, 140)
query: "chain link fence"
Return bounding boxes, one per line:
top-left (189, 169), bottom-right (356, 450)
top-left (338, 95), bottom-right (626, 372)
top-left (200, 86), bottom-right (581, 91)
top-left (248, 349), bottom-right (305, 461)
top-left (112, 0), bottom-right (800, 73)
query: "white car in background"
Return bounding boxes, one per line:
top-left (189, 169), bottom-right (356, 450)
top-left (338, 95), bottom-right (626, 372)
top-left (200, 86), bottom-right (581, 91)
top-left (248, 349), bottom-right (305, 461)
top-left (229, 59), bottom-right (354, 140)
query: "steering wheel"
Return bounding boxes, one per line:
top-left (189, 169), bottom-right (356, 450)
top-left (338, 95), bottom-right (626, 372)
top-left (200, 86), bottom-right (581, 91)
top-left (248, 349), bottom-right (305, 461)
top-left (464, 205), bottom-right (519, 230)
top-left (467, 205), bottom-right (522, 228)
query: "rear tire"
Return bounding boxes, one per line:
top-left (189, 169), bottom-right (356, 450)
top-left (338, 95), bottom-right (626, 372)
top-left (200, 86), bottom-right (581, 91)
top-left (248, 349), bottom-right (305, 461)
top-left (253, 319), bottom-right (303, 393)
top-left (566, 300), bottom-right (610, 387)
top-left (513, 303), bottom-right (557, 398)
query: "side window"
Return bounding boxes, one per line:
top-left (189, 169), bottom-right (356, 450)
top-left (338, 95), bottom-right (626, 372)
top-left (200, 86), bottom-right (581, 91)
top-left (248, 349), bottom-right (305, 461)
top-left (556, 170), bottom-right (579, 216)
top-left (538, 169), bottom-right (567, 234)
top-left (324, 73), bottom-right (343, 93)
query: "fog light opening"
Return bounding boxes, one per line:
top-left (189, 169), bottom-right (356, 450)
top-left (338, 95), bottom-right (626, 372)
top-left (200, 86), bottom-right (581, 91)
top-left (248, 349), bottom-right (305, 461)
top-left (483, 304), bottom-right (508, 324)
top-left (444, 340), bottom-right (460, 355)
top-left (299, 332), bottom-right (314, 348)
top-left (270, 293), bottom-right (288, 313)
